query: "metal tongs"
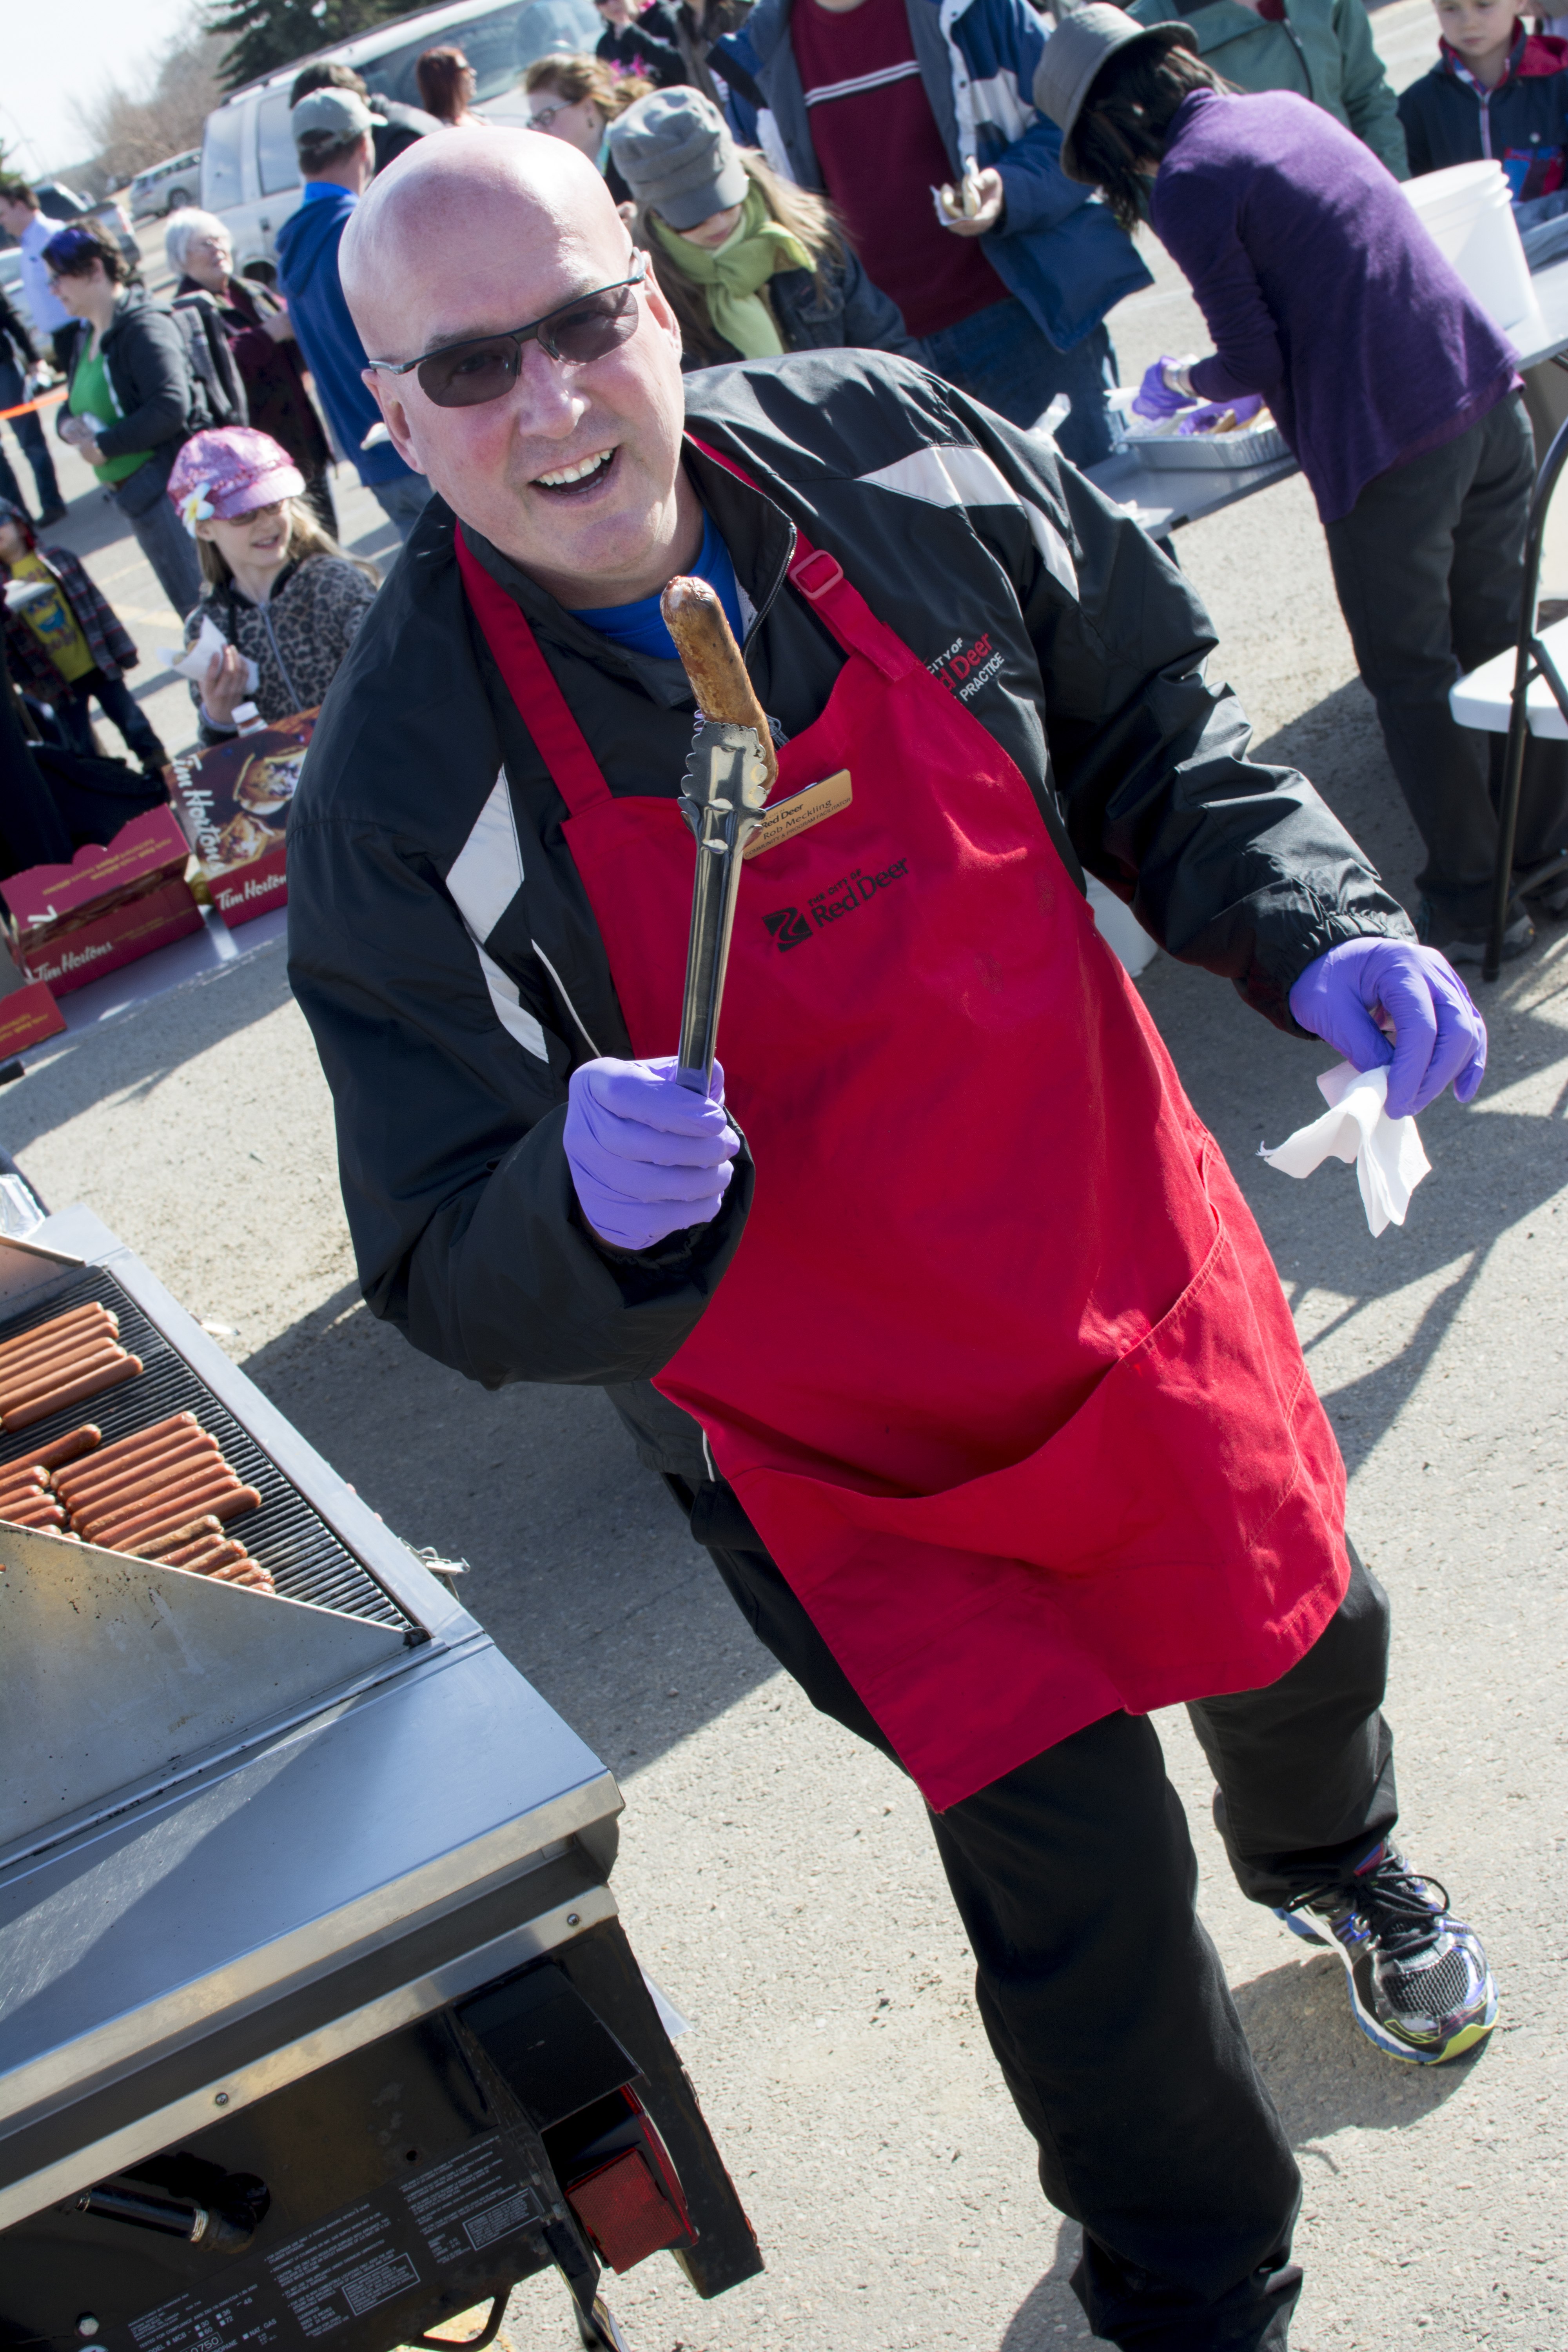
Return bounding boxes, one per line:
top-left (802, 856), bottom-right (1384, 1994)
top-left (661, 575), bottom-right (778, 1096)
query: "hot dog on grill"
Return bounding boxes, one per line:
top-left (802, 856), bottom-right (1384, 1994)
top-left (4, 1356), bottom-right (142, 1431)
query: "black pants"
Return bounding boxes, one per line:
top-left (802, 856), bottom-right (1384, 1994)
top-left (52, 668), bottom-right (166, 771)
top-left (1324, 391), bottom-right (1568, 932)
top-left (677, 1480), bottom-right (1396, 2351)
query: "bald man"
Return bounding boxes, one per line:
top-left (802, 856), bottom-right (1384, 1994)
top-left (289, 129), bottom-right (1495, 2352)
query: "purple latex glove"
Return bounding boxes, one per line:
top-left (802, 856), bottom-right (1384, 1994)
top-left (1132, 358), bottom-right (1193, 421)
top-left (564, 1054), bottom-right (739, 1252)
top-left (1177, 394), bottom-right (1264, 437)
top-left (1288, 940), bottom-right (1487, 1119)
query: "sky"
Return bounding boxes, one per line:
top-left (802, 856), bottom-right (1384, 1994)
top-left (1, 0), bottom-right (201, 178)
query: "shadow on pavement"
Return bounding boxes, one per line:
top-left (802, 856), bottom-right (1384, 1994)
top-left (241, 1287), bottom-right (778, 1777)
top-left (0, 941), bottom-right (294, 1147)
top-left (997, 2221), bottom-right (1093, 2348)
top-left (1234, 1955), bottom-right (1480, 2151)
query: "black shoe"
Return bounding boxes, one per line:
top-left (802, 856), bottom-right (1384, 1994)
top-left (35, 502), bottom-right (68, 528)
top-left (1416, 895), bottom-right (1533, 962)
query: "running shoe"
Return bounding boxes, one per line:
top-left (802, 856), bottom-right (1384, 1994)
top-left (1276, 1838), bottom-right (1497, 2064)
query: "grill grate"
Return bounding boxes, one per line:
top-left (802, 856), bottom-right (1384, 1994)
top-left (0, 1271), bottom-right (415, 1630)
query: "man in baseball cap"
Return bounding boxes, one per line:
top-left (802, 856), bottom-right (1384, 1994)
top-left (274, 85), bottom-right (430, 543)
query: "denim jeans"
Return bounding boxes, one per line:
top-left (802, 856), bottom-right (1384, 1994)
top-left (0, 358), bottom-right (62, 517)
top-left (921, 298), bottom-right (1118, 468)
top-left (120, 481), bottom-right (204, 622)
top-left (368, 469), bottom-right (433, 544)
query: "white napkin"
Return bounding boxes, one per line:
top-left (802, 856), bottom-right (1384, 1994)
top-left (1260, 1062), bottom-right (1431, 1237)
top-left (157, 612), bottom-right (259, 691)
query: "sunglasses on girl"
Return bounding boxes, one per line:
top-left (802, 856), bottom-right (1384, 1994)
top-left (364, 261), bottom-right (646, 409)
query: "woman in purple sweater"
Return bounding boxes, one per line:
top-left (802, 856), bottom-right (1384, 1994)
top-left (1036, 4), bottom-right (1568, 961)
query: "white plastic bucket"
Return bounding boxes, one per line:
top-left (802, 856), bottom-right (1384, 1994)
top-left (1403, 159), bottom-right (1535, 336)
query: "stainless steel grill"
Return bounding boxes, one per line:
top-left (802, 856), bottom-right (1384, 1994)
top-left (0, 1206), bottom-right (761, 2352)
top-left (0, 1267), bottom-right (414, 1629)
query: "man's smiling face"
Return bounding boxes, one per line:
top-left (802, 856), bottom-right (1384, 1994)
top-left (341, 129), bottom-right (697, 608)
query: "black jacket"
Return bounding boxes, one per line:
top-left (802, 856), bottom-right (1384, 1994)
top-left (597, 4), bottom-right (687, 86)
top-left (1399, 32), bottom-right (1568, 195)
top-left (56, 286), bottom-right (194, 518)
top-left (0, 290), bottom-right (36, 376)
top-left (287, 351), bottom-right (1412, 1482)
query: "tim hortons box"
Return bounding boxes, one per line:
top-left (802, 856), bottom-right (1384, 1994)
top-left (3, 806), bottom-right (201, 996)
top-left (168, 708), bottom-right (316, 927)
top-left (0, 933), bottom-right (65, 1054)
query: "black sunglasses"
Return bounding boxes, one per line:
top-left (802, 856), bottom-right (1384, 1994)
top-left (365, 263), bottom-right (646, 409)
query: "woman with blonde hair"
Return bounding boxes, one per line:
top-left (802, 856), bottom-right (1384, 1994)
top-left (523, 53), bottom-right (652, 199)
top-left (608, 87), bottom-right (921, 367)
top-left (166, 428), bottom-right (377, 746)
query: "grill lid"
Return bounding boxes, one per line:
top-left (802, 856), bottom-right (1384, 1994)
top-left (0, 1524), bottom-right (410, 1849)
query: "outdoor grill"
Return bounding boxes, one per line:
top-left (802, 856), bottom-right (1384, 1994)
top-left (0, 1205), bottom-right (761, 2352)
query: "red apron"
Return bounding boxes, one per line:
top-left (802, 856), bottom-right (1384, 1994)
top-left (455, 457), bottom-right (1348, 1810)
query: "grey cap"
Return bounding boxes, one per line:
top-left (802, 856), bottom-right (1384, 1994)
top-left (606, 87), bottom-right (747, 230)
top-left (290, 88), bottom-right (386, 147)
top-left (1032, 4), bottom-right (1197, 181)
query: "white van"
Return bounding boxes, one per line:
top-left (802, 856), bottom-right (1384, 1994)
top-left (128, 150), bottom-right (201, 220)
top-left (200, 0), bottom-right (598, 277)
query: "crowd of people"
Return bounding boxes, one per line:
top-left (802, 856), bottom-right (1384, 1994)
top-left (1, 5), bottom-right (1565, 2343)
top-left (1, 0), bottom-right (1565, 926)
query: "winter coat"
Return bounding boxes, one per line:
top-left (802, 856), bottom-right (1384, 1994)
top-left (653, 235), bottom-right (926, 366)
top-left (285, 348), bottom-right (1413, 1487)
top-left (1128, 0), bottom-right (1408, 178)
top-left (0, 544), bottom-right (137, 695)
top-left (1399, 31), bottom-right (1568, 197)
top-left (55, 286), bottom-right (196, 519)
top-left (741, 0), bottom-right (1151, 354)
top-left (276, 186), bottom-right (415, 489)
top-left (182, 552), bottom-right (377, 743)
top-left (0, 290), bottom-right (36, 375)
top-left (597, 3), bottom-right (687, 86)
top-left (178, 272), bottom-right (330, 481)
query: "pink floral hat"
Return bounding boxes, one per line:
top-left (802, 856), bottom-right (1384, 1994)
top-left (168, 427), bottom-right (307, 537)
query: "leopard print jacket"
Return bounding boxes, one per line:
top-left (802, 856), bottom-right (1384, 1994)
top-left (183, 554), bottom-right (378, 743)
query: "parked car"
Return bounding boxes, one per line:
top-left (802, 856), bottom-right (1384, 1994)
top-left (0, 250), bottom-right (33, 334)
top-left (127, 150), bottom-right (201, 220)
top-left (199, 0), bottom-right (596, 276)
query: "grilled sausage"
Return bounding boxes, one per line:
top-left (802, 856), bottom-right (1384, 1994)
top-left (0, 1314), bottom-right (118, 1387)
top-left (0, 1343), bottom-right (126, 1416)
top-left (133, 1514), bottom-right (224, 1560)
top-left (0, 1304), bottom-right (115, 1367)
top-left (31, 1423), bottom-right (103, 1471)
top-left (1, 1499), bottom-right (66, 1528)
top-left (661, 577), bottom-right (779, 790)
top-left (77, 1413), bottom-right (196, 1473)
top-left (58, 1428), bottom-right (215, 1508)
top-left (86, 1472), bottom-right (246, 1548)
top-left (3, 1356), bottom-right (142, 1432)
top-left (65, 1435), bottom-right (221, 1521)
top-left (117, 1486), bottom-right (260, 1554)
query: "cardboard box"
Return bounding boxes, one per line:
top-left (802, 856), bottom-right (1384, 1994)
top-left (0, 978), bottom-right (65, 1055)
top-left (3, 807), bottom-right (202, 997)
top-left (168, 709), bottom-right (316, 929)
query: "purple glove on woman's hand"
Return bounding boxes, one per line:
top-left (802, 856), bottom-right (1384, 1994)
top-left (564, 1055), bottom-right (739, 1252)
top-left (1177, 394), bottom-right (1264, 437)
top-left (1287, 940), bottom-right (1487, 1119)
top-left (1132, 358), bottom-right (1194, 421)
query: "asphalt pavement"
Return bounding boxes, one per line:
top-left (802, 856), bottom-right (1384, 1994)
top-left (4, 57), bottom-right (1567, 2350)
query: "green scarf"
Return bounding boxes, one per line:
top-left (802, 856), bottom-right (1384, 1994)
top-left (653, 180), bottom-right (813, 360)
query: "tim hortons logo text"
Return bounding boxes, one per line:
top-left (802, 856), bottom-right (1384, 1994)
top-left (929, 631), bottom-right (1004, 704)
top-left (764, 859), bottom-right (909, 949)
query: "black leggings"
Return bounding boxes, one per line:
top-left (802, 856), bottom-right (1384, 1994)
top-left (676, 1477), bottom-right (1396, 2351)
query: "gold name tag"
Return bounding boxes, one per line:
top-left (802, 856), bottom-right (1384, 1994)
top-left (743, 768), bottom-right (853, 859)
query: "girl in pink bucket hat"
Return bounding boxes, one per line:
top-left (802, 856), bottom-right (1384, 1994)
top-left (168, 425), bottom-right (378, 743)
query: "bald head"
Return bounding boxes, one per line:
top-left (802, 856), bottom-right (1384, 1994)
top-left (343, 121), bottom-right (698, 613)
top-left (341, 126), bottom-right (626, 361)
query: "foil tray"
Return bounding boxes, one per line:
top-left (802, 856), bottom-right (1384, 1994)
top-left (1122, 421), bottom-right (1290, 471)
